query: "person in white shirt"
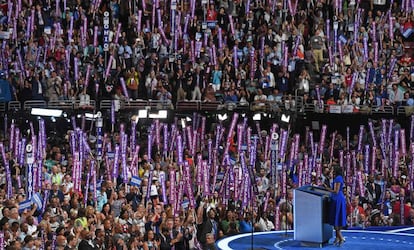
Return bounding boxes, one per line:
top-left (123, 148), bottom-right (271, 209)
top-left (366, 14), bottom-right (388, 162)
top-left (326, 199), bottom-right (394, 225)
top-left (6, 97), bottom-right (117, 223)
top-left (61, 174), bottom-right (74, 200)
top-left (284, 94), bottom-right (296, 111)
top-left (257, 168), bottom-right (270, 193)
top-left (298, 69), bottom-right (311, 93)
top-left (253, 88), bottom-right (268, 110)
top-left (145, 70), bottom-right (158, 99)
top-left (150, 28), bottom-right (161, 52)
top-left (26, 216), bottom-right (37, 237)
top-left (265, 66), bottom-right (276, 88)
top-left (388, 83), bottom-right (404, 106)
top-left (114, 86), bottom-right (128, 111)
top-left (255, 213), bottom-right (275, 232)
top-left (78, 87), bottom-right (92, 109)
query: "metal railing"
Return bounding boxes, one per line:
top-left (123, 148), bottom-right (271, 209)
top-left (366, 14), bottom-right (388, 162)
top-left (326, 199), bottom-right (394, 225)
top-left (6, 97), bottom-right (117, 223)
top-left (99, 100), bottom-right (113, 110)
top-left (199, 101), bottom-right (223, 111)
top-left (0, 102), bottom-right (5, 113)
top-left (8, 101), bottom-right (21, 111)
top-left (176, 100), bottom-right (200, 111)
top-left (23, 100), bottom-right (47, 110)
top-left (301, 103), bottom-right (395, 115)
top-left (0, 99), bottom-right (407, 116)
top-left (148, 99), bottom-right (174, 110)
top-left (121, 100), bottom-right (149, 110)
top-left (48, 100), bottom-right (75, 109)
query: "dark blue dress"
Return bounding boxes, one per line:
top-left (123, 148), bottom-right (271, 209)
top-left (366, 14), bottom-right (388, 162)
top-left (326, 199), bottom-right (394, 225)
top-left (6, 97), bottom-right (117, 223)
top-left (329, 175), bottom-right (347, 227)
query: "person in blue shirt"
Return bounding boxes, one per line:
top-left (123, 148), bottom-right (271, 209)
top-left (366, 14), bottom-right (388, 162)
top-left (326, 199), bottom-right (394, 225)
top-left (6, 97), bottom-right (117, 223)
top-left (381, 189), bottom-right (393, 217)
top-left (374, 67), bottom-right (386, 86)
top-left (239, 212), bottom-right (253, 233)
top-left (224, 89), bottom-right (238, 103)
top-left (212, 64), bottom-right (223, 92)
top-left (0, 71), bottom-right (12, 102)
top-left (276, 68), bottom-right (289, 94)
top-left (110, 0), bottom-right (120, 24)
top-left (366, 62), bottom-right (376, 85)
top-left (375, 84), bottom-right (388, 106)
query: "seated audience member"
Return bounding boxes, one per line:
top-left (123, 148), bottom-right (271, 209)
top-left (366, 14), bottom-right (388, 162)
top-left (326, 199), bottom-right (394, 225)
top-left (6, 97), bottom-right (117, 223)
top-left (156, 85), bottom-right (173, 109)
top-left (253, 88), bottom-right (267, 111)
top-left (347, 196), bottom-right (366, 227)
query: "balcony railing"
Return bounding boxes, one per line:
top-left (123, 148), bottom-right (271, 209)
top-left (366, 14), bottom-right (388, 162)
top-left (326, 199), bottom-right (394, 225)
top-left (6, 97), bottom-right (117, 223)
top-left (0, 98), bottom-right (404, 116)
top-left (301, 103), bottom-right (395, 115)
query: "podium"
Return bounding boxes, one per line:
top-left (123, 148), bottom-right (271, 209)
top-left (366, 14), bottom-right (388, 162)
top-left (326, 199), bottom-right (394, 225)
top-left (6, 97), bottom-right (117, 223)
top-left (293, 185), bottom-right (333, 245)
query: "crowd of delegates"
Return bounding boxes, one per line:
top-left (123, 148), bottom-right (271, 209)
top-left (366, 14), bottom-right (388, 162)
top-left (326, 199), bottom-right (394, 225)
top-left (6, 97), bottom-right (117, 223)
top-left (0, 0), bottom-right (413, 111)
top-left (0, 0), bottom-right (413, 249)
top-left (1, 115), bottom-right (414, 250)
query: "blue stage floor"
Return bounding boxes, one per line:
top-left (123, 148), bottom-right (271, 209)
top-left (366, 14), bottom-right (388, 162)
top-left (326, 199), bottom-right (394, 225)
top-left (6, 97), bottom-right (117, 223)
top-left (216, 227), bottom-right (414, 250)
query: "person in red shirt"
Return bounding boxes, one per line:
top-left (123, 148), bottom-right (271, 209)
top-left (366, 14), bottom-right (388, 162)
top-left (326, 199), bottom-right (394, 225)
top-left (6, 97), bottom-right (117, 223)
top-left (400, 53), bottom-right (413, 65)
top-left (344, 67), bottom-right (353, 88)
top-left (54, 46), bottom-right (66, 64)
top-left (402, 15), bottom-right (413, 35)
top-left (346, 196), bottom-right (366, 227)
top-left (0, 3), bottom-right (7, 14)
top-left (392, 189), bottom-right (412, 225)
top-left (206, 3), bottom-right (217, 22)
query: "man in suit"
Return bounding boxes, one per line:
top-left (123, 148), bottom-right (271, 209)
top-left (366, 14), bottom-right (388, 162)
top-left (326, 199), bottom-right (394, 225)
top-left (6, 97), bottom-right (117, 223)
top-left (203, 233), bottom-right (218, 250)
top-left (197, 200), bottom-right (219, 248)
top-left (164, 216), bottom-right (184, 249)
top-left (321, 166), bottom-right (332, 188)
top-left (29, 71), bottom-right (45, 100)
top-left (365, 174), bottom-right (382, 207)
top-left (78, 229), bottom-right (98, 250)
top-left (264, 28), bottom-right (275, 47)
top-left (191, 66), bottom-right (204, 101)
top-left (324, 82), bottom-right (340, 102)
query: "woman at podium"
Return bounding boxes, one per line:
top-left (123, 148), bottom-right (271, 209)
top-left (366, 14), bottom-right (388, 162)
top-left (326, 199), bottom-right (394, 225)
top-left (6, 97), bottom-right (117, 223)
top-left (325, 167), bottom-right (347, 245)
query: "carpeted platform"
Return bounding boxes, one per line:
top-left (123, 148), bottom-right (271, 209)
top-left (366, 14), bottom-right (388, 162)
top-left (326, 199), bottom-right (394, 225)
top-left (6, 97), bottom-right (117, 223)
top-left (216, 228), bottom-right (414, 250)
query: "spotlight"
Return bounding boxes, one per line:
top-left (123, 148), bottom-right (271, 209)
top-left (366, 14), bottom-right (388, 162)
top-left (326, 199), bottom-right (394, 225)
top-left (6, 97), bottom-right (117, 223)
top-left (31, 108), bottom-right (63, 117)
top-left (218, 113), bottom-right (228, 121)
top-left (281, 114), bottom-right (291, 123)
top-left (132, 109), bottom-right (167, 121)
top-left (158, 110), bottom-right (168, 119)
top-left (85, 113), bottom-right (100, 119)
top-left (96, 117), bottom-right (103, 127)
top-left (138, 109), bottom-right (148, 118)
top-left (181, 118), bottom-right (186, 128)
top-left (149, 110), bottom-right (168, 119)
top-left (252, 113), bottom-right (261, 121)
